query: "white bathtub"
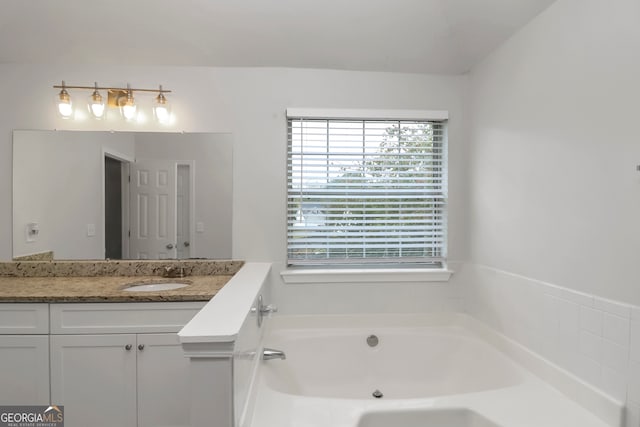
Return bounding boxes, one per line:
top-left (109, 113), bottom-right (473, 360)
top-left (244, 314), bottom-right (621, 427)
top-left (263, 325), bottom-right (523, 399)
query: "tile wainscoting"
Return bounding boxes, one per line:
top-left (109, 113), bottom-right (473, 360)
top-left (465, 264), bottom-right (640, 427)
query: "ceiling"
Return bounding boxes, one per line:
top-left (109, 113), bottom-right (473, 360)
top-left (0, 0), bottom-right (557, 74)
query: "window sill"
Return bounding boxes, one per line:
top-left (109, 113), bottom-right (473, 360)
top-left (280, 267), bottom-right (453, 284)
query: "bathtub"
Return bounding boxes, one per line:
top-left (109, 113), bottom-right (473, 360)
top-left (243, 313), bottom-right (621, 427)
top-left (263, 324), bottom-right (523, 400)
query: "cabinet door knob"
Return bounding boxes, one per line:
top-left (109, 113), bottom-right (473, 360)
top-left (125, 344), bottom-right (132, 351)
top-left (138, 344), bottom-right (145, 351)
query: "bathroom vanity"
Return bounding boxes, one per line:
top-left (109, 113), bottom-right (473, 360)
top-left (0, 302), bottom-right (204, 427)
top-left (0, 259), bottom-right (243, 427)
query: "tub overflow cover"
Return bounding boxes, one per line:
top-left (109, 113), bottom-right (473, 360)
top-left (366, 335), bottom-right (379, 347)
top-left (372, 389), bottom-right (383, 399)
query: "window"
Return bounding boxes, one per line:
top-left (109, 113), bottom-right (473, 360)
top-left (287, 110), bottom-right (447, 267)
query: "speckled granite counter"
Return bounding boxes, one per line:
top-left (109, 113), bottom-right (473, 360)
top-left (0, 259), bottom-right (244, 277)
top-left (0, 260), bottom-right (243, 303)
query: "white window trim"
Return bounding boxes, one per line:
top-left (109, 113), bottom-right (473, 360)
top-left (281, 267), bottom-right (453, 284)
top-left (286, 108), bottom-right (448, 121)
top-left (286, 107), bottom-right (450, 274)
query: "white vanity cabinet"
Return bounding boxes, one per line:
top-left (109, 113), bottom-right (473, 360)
top-left (136, 333), bottom-right (194, 427)
top-left (0, 304), bottom-right (50, 405)
top-left (50, 333), bottom-right (137, 427)
top-left (49, 302), bottom-right (205, 427)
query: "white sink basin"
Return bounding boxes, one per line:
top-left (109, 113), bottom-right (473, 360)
top-left (123, 282), bottom-right (189, 292)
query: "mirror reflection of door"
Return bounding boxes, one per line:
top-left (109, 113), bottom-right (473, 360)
top-left (104, 156), bottom-right (130, 259)
top-left (105, 158), bottom-right (195, 260)
top-left (129, 159), bottom-right (177, 259)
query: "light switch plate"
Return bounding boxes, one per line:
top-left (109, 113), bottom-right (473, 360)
top-left (26, 222), bottom-right (39, 243)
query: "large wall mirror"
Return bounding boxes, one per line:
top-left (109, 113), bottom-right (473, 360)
top-left (13, 130), bottom-right (232, 260)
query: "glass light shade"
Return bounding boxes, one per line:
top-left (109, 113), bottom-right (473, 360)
top-left (153, 94), bottom-right (171, 124)
top-left (88, 90), bottom-right (105, 119)
top-left (57, 89), bottom-right (73, 119)
top-left (122, 103), bottom-right (137, 120)
top-left (121, 91), bottom-right (137, 121)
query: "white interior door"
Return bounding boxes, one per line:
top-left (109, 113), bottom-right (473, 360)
top-left (129, 159), bottom-right (177, 259)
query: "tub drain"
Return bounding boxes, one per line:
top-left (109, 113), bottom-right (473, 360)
top-left (372, 389), bottom-right (383, 399)
top-left (366, 335), bottom-right (379, 347)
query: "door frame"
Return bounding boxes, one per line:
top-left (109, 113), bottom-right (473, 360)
top-left (102, 148), bottom-right (134, 259)
top-left (176, 160), bottom-right (196, 259)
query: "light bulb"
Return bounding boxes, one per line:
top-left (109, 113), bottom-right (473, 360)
top-left (153, 85), bottom-right (171, 124)
top-left (57, 81), bottom-right (73, 119)
top-left (122, 103), bottom-right (137, 120)
top-left (154, 104), bottom-right (170, 124)
top-left (88, 82), bottom-right (105, 119)
top-left (58, 99), bottom-right (73, 118)
top-left (90, 102), bottom-right (105, 118)
top-left (121, 87), bottom-right (137, 121)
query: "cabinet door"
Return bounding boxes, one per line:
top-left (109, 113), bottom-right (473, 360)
top-left (137, 334), bottom-right (191, 427)
top-left (50, 334), bottom-right (137, 427)
top-left (0, 335), bottom-right (49, 404)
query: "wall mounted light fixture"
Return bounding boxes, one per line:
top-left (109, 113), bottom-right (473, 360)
top-left (88, 82), bottom-right (105, 119)
top-left (153, 85), bottom-right (171, 124)
top-left (120, 84), bottom-right (137, 121)
top-left (53, 81), bottom-right (173, 123)
top-left (56, 81), bottom-right (73, 119)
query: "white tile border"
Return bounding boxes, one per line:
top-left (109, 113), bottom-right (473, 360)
top-left (463, 314), bottom-right (624, 426)
top-left (595, 298), bottom-right (632, 319)
top-left (467, 263), bottom-right (640, 426)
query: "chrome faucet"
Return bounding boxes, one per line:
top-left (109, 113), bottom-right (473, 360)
top-left (251, 295), bottom-right (278, 327)
top-left (162, 266), bottom-right (186, 278)
top-left (262, 348), bottom-right (286, 361)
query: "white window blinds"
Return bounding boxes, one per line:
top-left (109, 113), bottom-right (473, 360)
top-left (287, 115), bottom-right (447, 267)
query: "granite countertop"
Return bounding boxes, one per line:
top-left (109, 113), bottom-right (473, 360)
top-left (0, 275), bottom-right (233, 303)
top-left (0, 259), bottom-right (243, 303)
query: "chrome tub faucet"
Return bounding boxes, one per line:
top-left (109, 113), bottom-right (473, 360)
top-left (262, 348), bottom-right (286, 361)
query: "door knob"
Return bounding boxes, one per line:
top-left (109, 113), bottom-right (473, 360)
top-left (166, 243), bottom-right (174, 249)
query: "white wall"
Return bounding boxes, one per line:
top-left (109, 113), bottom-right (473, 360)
top-left (468, 0), bottom-right (640, 307)
top-left (467, 0), bottom-right (640, 422)
top-left (1, 64), bottom-right (468, 312)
